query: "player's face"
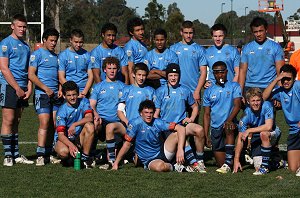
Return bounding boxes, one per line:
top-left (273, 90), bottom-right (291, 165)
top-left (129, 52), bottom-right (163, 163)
top-left (154, 34), bottom-right (166, 51)
top-left (11, 20), bottom-right (27, 38)
top-left (280, 72), bottom-right (294, 90)
top-left (212, 30), bottom-right (225, 47)
top-left (140, 108), bottom-right (154, 124)
top-left (180, 28), bottom-right (194, 44)
top-left (104, 63), bottom-right (118, 81)
top-left (167, 73), bottom-right (180, 86)
top-left (70, 36), bottom-right (84, 52)
top-left (64, 90), bottom-right (79, 106)
top-left (248, 95), bottom-right (262, 112)
top-left (251, 25), bottom-right (267, 43)
top-left (131, 25), bottom-right (144, 41)
top-left (102, 30), bottom-right (116, 47)
top-left (43, 36), bottom-right (58, 52)
top-left (213, 65), bottom-right (228, 85)
top-left (133, 70), bottom-right (147, 86)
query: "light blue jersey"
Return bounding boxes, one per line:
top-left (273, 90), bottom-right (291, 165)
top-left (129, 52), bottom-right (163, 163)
top-left (203, 81), bottom-right (242, 128)
top-left (29, 48), bottom-right (59, 95)
top-left (170, 42), bottom-right (207, 92)
top-left (205, 44), bottom-right (240, 83)
top-left (90, 80), bottom-right (125, 122)
top-left (120, 85), bottom-right (155, 121)
top-left (143, 48), bottom-right (178, 85)
top-left (58, 48), bottom-right (91, 92)
top-left (155, 84), bottom-right (194, 123)
top-left (241, 39), bottom-right (284, 88)
top-left (89, 44), bottom-right (128, 82)
top-left (0, 35), bottom-right (30, 87)
top-left (272, 81), bottom-right (300, 134)
top-left (55, 98), bottom-right (92, 141)
top-left (125, 117), bottom-right (170, 165)
top-left (124, 38), bottom-right (147, 63)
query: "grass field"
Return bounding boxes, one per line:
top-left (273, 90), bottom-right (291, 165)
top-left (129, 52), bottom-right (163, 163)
top-left (0, 105), bottom-right (299, 198)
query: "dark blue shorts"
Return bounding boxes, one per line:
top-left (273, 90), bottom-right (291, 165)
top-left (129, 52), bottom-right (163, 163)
top-left (0, 84), bottom-right (29, 108)
top-left (34, 93), bottom-right (63, 114)
top-left (287, 130), bottom-right (300, 151)
top-left (211, 126), bottom-right (226, 152)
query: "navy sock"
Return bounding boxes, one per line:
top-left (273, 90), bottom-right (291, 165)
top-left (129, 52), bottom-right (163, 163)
top-left (225, 144), bottom-right (234, 166)
top-left (195, 151), bottom-right (204, 161)
top-left (185, 145), bottom-right (196, 165)
top-left (81, 153), bottom-right (89, 161)
top-left (1, 134), bottom-right (12, 157)
top-left (261, 146), bottom-right (271, 169)
top-left (11, 133), bottom-right (19, 158)
top-left (106, 139), bottom-right (116, 162)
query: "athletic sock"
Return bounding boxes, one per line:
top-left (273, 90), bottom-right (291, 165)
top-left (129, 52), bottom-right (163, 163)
top-left (225, 144), bottom-right (234, 166)
top-left (106, 139), bottom-right (116, 162)
top-left (1, 134), bottom-right (13, 157)
top-left (261, 145), bottom-right (271, 169)
top-left (45, 147), bottom-right (53, 157)
top-left (185, 145), bottom-right (197, 165)
top-left (11, 133), bottom-right (19, 158)
top-left (195, 151), bottom-right (204, 161)
top-left (81, 153), bottom-right (89, 161)
top-left (36, 146), bottom-right (46, 157)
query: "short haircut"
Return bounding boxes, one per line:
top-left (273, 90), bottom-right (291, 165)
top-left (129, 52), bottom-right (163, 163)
top-left (153, 28), bottom-right (167, 39)
top-left (127, 17), bottom-right (144, 35)
top-left (245, 87), bottom-right (262, 101)
top-left (250, 17), bottom-right (268, 30)
top-left (12, 14), bottom-right (27, 24)
top-left (280, 64), bottom-right (297, 79)
top-left (102, 56), bottom-right (120, 72)
top-left (138, 99), bottom-right (155, 113)
top-left (70, 29), bottom-right (84, 39)
top-left (133, 62), bottom-right (149, 75)
top-left (212, 61), bottom-right (227, 70)
top-left (181, 20), bottom-right (194, 31)
top-left (211, 23), bottom-right (227, 36)
top-left (62, 81), bottom-right (79, 95)
top-left (101, 22), bottom-right (117, 35)
top-left (42, 28), bottom-right (59, 41)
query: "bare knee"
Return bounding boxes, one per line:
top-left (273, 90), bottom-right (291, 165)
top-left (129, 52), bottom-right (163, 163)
top-left (84, 122), bottom-right (94, 136)
top-left (55, 144), bottom-right (69, 159)
top-left (260, 131), bottom-right (270, 142)
top-left (150, 161), bottom-right (170, 172)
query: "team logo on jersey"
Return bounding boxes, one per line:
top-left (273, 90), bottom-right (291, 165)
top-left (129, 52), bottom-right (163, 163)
top-left (225, 52), bottom-right (230, 58)
top-left (49, 55), bottom-right (53, 57)
top-left (226, 91), bottom-right (231, 97)
top-left (128, 124), bottom-right (133, 130)
top-left (127, 50), bottom-right (132, 57)
top-left (109, 86), bottom-right (114, 89)
top-left (250, 51), bottom-right (255, 54)
top-left (239, 120), bottom-right (243, 127)
top-left (75, 56), bottom-right (78, 59)
top-left (129, 95), bottom-right (133, 99)
top-left (1, 45), bottom-right (7, 52)
top-left (30, 55), bottom-right (35, 62)
top-left (100, 89), bottom-right (106, 94)
top-left (176, 51), bottom-right (181, 55)
top-left (68, 60), bottom-right (73, 63)
top-left (143, 60), bottom-right (148, 65)
top-left (211, 95), bottom-right (216, 99)
top-left (209, 55), bottom-right (214, 59)
top-left (57, 116), bottom-right (61, 122)
top-left (118, 92), bottom-right (123, 98)
top-left (44, 58), bottom-right (49, 62)
top-left (266, 49), bottom-right (271, 55)
top-left (91, 56), bottom-right (95, 63)
top-left (137, 91), bottom-right (142, 94)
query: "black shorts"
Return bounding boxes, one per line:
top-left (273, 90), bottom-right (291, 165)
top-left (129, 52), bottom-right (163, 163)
top-left (0, 84), bottom-right (28, 108)
top-left (287, 130), bottom-right (300, 151)
top-left (98, 119), bottom-right (125, 142)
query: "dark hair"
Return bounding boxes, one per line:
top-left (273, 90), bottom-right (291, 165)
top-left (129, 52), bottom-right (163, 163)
top-left (166, 63), bottom-right (181, 76)
top-left (181, 20), bottom-right (194, 31)
top-left (134, 62), bottom-right (149, 75)
top-left (62, 81), bottom-right (79, 95)
top-left (42, 28), bottom-right (59, 41)
top-left (212, 61), bottom-right (227, 70)
top-left (211, 23), bottom-right (227, 36)
top-left (138, 100), bottom-right (155, 113)
top-left (70, 29), bottom-right (84, 39)
top-left (12, 14), bottom-right (27, 24)
top-left (280, 64), bottom-right (297, 79)
top-left (153, 28), bottom-right (167, 39)
top-left (127, 17), bottom-right (144, 35)
top-left (102, 56), bottom-right (120, 72)
top-left (101, 22), bottom-right (117, 35)
top-left (250, 17), bottom-right (268, 30)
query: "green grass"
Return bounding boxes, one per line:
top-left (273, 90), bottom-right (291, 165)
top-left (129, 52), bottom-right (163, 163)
top-left (0, 105), bottom-right (299, 198)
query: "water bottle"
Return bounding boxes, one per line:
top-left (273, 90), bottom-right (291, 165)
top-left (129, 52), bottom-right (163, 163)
top-left (74, 151), bottom-right (81, 170)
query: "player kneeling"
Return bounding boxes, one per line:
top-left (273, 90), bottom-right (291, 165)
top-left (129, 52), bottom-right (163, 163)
top-left (54, 81), bottom-right (95, 168)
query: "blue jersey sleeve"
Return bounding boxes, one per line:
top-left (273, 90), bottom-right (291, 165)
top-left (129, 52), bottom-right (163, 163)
top-left (90, 84), bottom-right (100, 101)
top-left (29, 50), bottom-right (42, 68)
top-left (232, 82), bottom-right (242, 99)
top-left (154, 87), bottom-right (164, 109)
top-left (0, 40), bottom-right (10, 58)
top-left (119, 48), bottom-right (128, 67)
top-left (124, 42), bottom-right (134, 63)
top-left (89, 48), bottom-right (101, 69)
top-left (239, 112), bottom-right (249, 133)
top-left (58, 51), bottom-right (67, 71)
top-left (56, 106), bottom-right (67, 128)
top-left (202, 89), bottom-right (211, 107)
top-left (155, 118), bottom-right (171, 131)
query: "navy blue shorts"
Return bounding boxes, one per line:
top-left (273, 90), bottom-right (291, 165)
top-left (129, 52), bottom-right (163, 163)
top-left (0, 84), bottom-right (29, 108)
top-left (34, 93), bottom-right (63, 114)
top-left (211, 126), bottom-right (226, 151)
top-left (250, 134), bottom-right (262, 157)
top-left (287, 130), bottom-right (300, 151)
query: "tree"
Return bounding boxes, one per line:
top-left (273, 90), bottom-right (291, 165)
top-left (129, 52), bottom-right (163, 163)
top-left (193, 19), bottom-right (210, 39)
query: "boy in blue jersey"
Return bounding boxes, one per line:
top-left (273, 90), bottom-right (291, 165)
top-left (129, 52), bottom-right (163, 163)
top-left (124, 17), bottom-right (147, 84)
top-left (118, 62), bottom-right (155, 126)
top-left (205, 24), bottom-right (240, 88)
top-left (90, 57), bottom-right (125, 164)
top-left (28, 28), bottom-right (63, 166)
top-left (203, 61), bottom-right (242, 173)
top-left (90, 23), bottom-right (129, 84)
top-left (58, 29), bottom-right (93, 98)
top-left (263, 64), bottom-right (300, 176)
top-left (143, 28), bottom-right (178, 89)
top-left (0, 14), bottom-right (34, 166)
top-left (154, 63), bottom-right (206, 173)
top-left (112, 100), bottom-right (201, 172)
top-left (233, 88), bottom-right (281, 175)
top-left (55, 81), bottom-right (95, 169)
top-left (239, 17), bottom-right (284, 95)
top-left (170, 20), bottom-right (207, 105)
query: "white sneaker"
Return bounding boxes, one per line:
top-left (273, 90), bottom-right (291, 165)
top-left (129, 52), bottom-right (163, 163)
top-left (3, 156), bottom-right (13, 167)
top-left (296, 167), bottom-right (300, 177)
top-left (174, 163), bottom-right (186, 172)
top-left (245, 154), bottom-right (253, 165)
top-left (216, 164), bottom-right (231, 174)
top-left (15, 155), bottom-right (34, 164)
top-left (196, 160), bottom-right (207, 173)
top-left (50, 155), bottom-right (61, 164)
top-left (99, 160), bottom-right (113, 170)
top-left (185, 163), bottom-right (205, 173)
top-left (36, 156), bottom-right (45, 166)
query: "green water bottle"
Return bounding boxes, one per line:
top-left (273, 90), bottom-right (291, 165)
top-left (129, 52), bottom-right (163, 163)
top-left (74, 151), bottom-right (81, 170)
